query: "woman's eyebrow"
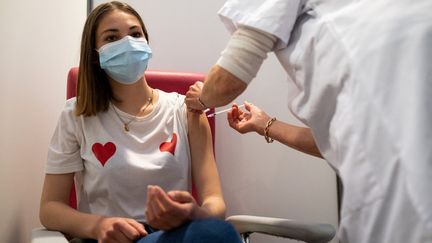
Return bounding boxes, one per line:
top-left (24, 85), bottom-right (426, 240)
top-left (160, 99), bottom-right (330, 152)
top-left (100, 25), bottom-right (139, 35)
top-left (129, 25), bottom-right (140, 30)
top-left (101, 28), bottom-right (119, 35)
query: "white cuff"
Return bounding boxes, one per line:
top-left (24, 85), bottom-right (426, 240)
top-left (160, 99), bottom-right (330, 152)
top-left (216, 26), bottom-right (277, 84)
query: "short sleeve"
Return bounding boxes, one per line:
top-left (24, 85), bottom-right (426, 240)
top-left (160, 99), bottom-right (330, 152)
top-left (175, 93), bottom-right (188, 135)
top-left (218, 0), bottom-right (303, 50)
top-left (45, 98), bottom-right (84, 174)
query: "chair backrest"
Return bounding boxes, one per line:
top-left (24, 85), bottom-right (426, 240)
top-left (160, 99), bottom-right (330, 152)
top-left (66, 67), bottom-right (215, 208)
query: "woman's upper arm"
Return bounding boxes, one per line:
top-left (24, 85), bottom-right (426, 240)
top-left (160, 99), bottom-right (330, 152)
top-left (187, 112), bottom-right (223, 203)
top-left (41, 173), bottom-right (75, 205)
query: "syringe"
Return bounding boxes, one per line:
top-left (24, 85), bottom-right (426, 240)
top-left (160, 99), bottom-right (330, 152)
top-left (206, 104), bottom-right (245, 117)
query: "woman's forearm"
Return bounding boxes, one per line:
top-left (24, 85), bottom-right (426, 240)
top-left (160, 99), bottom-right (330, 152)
top-left (266, 121), bottom-right (323, 158)
top-left (40, 201), bottom-right (102, 239)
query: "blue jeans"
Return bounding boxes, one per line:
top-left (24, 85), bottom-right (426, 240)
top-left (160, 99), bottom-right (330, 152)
top-left (137, 218), bottom-right (242, 243)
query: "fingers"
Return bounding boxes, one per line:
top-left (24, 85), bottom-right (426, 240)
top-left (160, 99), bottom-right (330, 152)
top-left (187, 105), bottom-right (204, 114)
top-left (145, 186), bottom-right (193, 230)
top-left (189, 80), bottom-right (204, 91)
top-left (230, 103), bottom-right (244, 119)
top-left (185, 81), bottom-right (206, 111)
top-left (102, 227), bottom-right (130, 243)
top-left (146, 186), bottom-right (177, 226)
top-left (98, 218), bottom-right (146, 243)
top-left (231, 104), bottom-right (240, 117)
top-left (227, 108), bottom-right (235, 127)
top-left (126, 218), bottom-right (147, 237)
top-left (244, 101), bottom-right (254, 112)
top-left (167, 190), bottom-right (194, 204)
top-left (227, 105), bottom-right (239, 130)
top-left (113, 220), bottom-right (144, 242)
top-left (146, 195), bottom-right (162, 224)
top-left (227, 105), bottom-right (238, 127)
top-left (186, 81), bottom-right (204, 96)
top-left (227, 103), bottom-right (247, 131)
top-left (146, 186), bottom-right (168, 229)
top-left (146, 186), bottom-right (169, 221)
top-left (185, 99), bottom-right (206, 112)
top-left (109, 230), bottom-right (131, 243)
top-left (149, 186), bottom-right (172, 209)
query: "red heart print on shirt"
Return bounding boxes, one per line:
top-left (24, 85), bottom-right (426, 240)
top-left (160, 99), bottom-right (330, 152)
top-left (159, 133), bottom-right (177, 155)
top-left (92, 142), bottom-right (116, 166)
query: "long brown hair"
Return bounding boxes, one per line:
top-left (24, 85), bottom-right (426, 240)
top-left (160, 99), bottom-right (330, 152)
top-left (75, 1), bottom-right (149, 116)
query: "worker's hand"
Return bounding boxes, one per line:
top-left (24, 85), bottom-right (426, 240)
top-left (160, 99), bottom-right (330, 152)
top-left (145, 185), bottom-right (198, 231)
top-left (95, 216), bottom-right (147, 243)
top-left (227, 101), bottom-right (271, 136)
top-left (185, 81), bottom-right (206, 112)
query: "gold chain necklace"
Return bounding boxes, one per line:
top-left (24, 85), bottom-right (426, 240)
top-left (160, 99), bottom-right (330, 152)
top-left (112, 89), bottom-right (154, 132)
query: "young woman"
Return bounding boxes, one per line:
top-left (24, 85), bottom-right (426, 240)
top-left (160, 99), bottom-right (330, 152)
top-left (39, 2), bottom-right (241, 243)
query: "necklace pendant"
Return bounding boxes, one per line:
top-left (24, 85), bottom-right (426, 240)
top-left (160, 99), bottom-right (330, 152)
top-left (124, 124), bottom-right (130, 132)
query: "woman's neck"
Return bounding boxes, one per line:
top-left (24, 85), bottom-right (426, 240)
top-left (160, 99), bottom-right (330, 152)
top-left (110, 77), bottom-right (155, 116)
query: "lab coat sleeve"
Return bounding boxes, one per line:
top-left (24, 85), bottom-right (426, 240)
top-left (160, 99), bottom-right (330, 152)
top-left (218, 0), bottom-right (303, 50)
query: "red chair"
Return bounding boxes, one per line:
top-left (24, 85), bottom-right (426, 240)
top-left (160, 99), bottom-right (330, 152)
top-left (66, 67), bottom-right (214, 209)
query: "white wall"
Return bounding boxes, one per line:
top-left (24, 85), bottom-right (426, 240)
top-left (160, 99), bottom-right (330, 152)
top-left (0, 0), bottom-right (338, 242)
top-left (0, 1), bottom-right (86, 243)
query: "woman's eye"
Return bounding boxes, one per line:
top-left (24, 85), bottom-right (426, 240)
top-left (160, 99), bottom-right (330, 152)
top-left (105, 35), bottom-right (118, 42)
top-left (131, 32), bottom-right (142, 38)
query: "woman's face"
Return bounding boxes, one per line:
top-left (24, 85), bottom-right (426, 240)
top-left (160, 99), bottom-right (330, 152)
top-left (95, 9), bottom-right (145, 50)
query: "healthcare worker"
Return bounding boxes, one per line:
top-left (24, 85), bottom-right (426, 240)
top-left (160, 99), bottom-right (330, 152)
top-left (185, 0), bottom-right (432, 242)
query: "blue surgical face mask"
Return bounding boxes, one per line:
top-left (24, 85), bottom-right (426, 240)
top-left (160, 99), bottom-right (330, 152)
top-left (98, 35), bottom-right (152, 84)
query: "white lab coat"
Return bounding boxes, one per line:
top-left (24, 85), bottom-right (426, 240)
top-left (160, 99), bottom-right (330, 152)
top-left (218, 0), bottom-right (432, 242)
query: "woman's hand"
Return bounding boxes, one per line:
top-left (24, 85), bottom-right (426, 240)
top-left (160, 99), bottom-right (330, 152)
top-left (95, 217), bottom-right (147, 243)
top-left (227, 101), bottom-right (271, 135)
top-left (145, 185), bottom-right (199, 231)
top-left (185, 81), bottom-right (206, 112)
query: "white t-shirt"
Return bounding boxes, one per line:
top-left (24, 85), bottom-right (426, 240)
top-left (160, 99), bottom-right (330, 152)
top-left (46, 90), bottom-right (191, 222)
top-left (219, 0), bottom-right (432, 242)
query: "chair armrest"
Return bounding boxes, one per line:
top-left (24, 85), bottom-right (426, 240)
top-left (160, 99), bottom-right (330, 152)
top-left (31, 227), bottom-right (69, 243)
top-left (226, 215), bottom-right (335, 243)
